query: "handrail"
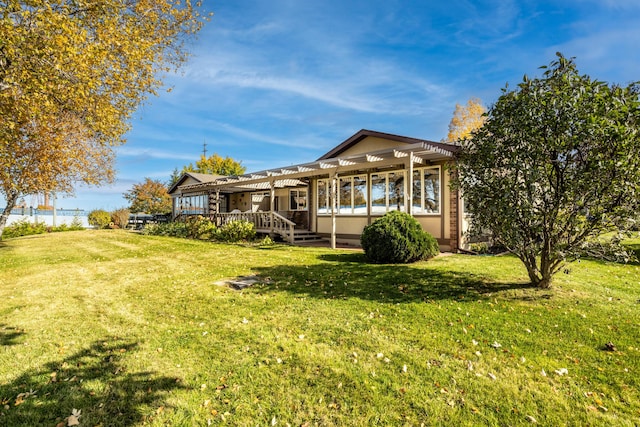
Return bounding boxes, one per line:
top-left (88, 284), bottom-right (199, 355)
top-left (212, 211), bottom-right (295, 244)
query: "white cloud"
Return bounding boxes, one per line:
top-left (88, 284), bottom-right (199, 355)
top-left (116, 146), bottom-right (196, 161)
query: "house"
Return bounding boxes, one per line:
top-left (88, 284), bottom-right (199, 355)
top-left (168, 129), bottom-right (466, 251)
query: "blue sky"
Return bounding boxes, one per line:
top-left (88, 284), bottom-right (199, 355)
top-left (12, 0), bottom-right (640, 211)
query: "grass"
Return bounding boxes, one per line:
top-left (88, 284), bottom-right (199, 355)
top-left (1, 230), bottom-right (639, 426)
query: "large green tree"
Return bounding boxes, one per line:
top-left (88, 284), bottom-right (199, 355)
top-left (0, 0), bottom-right (208, 238)
top-left (183, 153), bottom-right (246, 176)
top-left (453, 53), bottom-right (640, 288)
top-left (169, 153), bottom-right (246, 187)
top-left (124, 178), bottom-right (171, 214)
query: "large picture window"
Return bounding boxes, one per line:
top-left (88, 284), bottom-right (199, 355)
top-left (175, 193), bottom-right (208, 216)
top-left (317, 175), bottom-right (367, 215)
top-left (371, 171), bottom-right (406, 213)
top-left (316, 167), bottom-right (439, 215)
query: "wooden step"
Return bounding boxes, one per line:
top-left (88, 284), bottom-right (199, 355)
top-left (292, 230), bottom-right (326, 243)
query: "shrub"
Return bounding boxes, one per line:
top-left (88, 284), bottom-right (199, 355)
top-left (88, 209), bottom-right (111, 229)
top-left (2, 219), bottom-right (48, 239)
top-left (184, 216), bottom-right (217, 240)
top-left (361, 211), bottom-right (439, 263)
top-left (217, 220), bottom-right (256, 242)
top-left (69, 216), bottom-right (85, 230)
top-left (110, 208), bottom-right (130, 229)
top-left (142, 222), bottom-right (188, 238)
top-left (257, 235), bottom-right (276, 246)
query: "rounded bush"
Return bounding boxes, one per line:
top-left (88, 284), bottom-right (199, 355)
top-left (361, 211), bottom-right (439, 263)
top-left (88, 209), bottom-right (111, 229)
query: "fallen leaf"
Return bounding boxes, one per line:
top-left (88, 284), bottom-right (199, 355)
top-left (487, 373), bottom-right (497, 380)
top-left (554, 368), bottom-right (568, 376)
top-left (525, 415), bottom-right (537, 423)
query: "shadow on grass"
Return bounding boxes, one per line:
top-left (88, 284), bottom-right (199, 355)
top-left (0, 338), bottom-right (186, 426)
top-left (0, 325), bottom-right (26, 346)
top-left (253, 253), bottom-right (538, 303)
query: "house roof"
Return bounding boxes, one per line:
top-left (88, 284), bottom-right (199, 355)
top-left (318, 129), bottom-right (458, 160)
top-left (175, 130), bottom-right (458, 194)
top-left (167, 172), bottom-right (224, 194)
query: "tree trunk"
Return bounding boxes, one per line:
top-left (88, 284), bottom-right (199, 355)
top-left (522, 252), bottom-right (554, 289)
top-left (0, 191), bottom-right (19, 240)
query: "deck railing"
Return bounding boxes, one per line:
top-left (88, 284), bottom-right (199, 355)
top-left (212, 211), bottom-right (296, 244)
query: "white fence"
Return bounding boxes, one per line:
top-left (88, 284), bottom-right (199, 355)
top-left (4, 209), bottom-right (90, 228)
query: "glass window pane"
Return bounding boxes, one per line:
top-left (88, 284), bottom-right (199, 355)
top-left (339, 178), bottom-right (352, 214)
top-left (412, 170), bottom-right (423, 213)
top-left (353, 176), bottom-right (367, 214)
top-left (424, 168), bottom-right (440, 213)
top-left (317, 180), bottom-right (327, 214)
top-left (388, 172), bottom-right (405, 211)
top-left (298, 190), bottom-right (307, 211)
top-left (290, 190), bottom-right (307, 211)
top-left (371, 174), bottom-right (386, 213)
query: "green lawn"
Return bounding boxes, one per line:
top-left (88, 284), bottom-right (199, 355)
top-left (1, 230), bottom-right (639, 426)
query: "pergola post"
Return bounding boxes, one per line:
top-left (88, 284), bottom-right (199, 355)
top-left (330, 171), bottom-right (338, 250)
top-left (269, 177), bottom-right (275, 234)
top-left (406, 152), bottom-right (414, 215)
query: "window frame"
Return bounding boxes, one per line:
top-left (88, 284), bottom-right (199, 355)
top-left (289, 189), bottom-right (308, 211)
top-left (411, 166), bottom-right (441, 215)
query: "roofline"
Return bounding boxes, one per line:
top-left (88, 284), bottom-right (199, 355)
top-left (317, 129), bottom-right (459, 160)
top-left (177, 140), bottom-right (457, 194)
top-left (167, 172), bottom-right (224, 194)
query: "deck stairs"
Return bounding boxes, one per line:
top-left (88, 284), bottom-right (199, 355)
top-left (290, 229), bottom-right (326, 244)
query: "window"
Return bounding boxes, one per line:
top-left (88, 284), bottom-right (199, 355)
top-left (371, 173), bottom-right (386, 214)
top-left (317, 180), bottom-right (328, 214)
top-left (370, 171), bottom-right (406, 214)
top-left (353, 176), bottom-right (368, 214)
top-left (315, 168), bottom-right (440, 215)
top-left (412, 167), bottom-right (440, 214)
top-left (388, 171), bottom-right (405, 211)
top-left (290, 189), bottom-right (308, 211)
top-left (176, 193), bottom-right (208, 216)
top-left (317, 175), bottom-right (367, 215)
top-left (252, 192), bottom-right (271, 212)
top-left (338, 178), bottom-right (352, 213)
top-left (338, 175), bottom-right (367, 214)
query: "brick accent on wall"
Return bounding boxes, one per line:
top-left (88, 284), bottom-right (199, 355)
top-left (449, 187), bottom-right (459, 252)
